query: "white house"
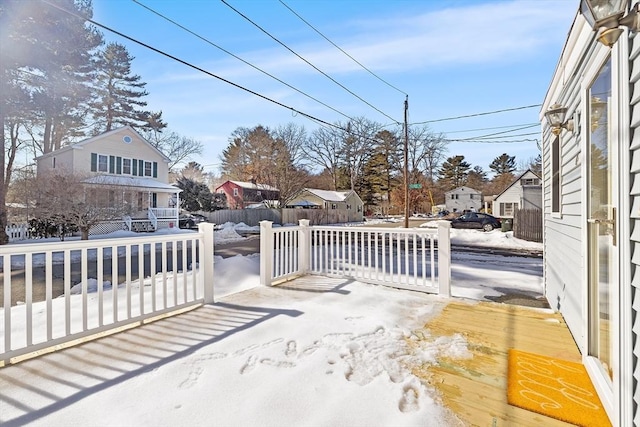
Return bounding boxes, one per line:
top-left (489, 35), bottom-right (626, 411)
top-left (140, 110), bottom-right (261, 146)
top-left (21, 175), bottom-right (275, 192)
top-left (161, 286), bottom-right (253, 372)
top-left (492, 169), bottom-right (542, 219)
top-left (286, 188), bottom-right (364, 223)
top-left (541, 1), bottom-right (640, 424)
top-left (444, 186), bottom-right (482, 213)
top-left (35, 126), bottom-right (180, 233)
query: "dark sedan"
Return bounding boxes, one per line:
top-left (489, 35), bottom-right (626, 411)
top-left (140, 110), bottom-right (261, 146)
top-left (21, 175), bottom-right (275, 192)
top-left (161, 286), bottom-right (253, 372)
top-left (178, 213), bottom-right (208, 229)
top-left (450, 212), bottom-right (501, 231)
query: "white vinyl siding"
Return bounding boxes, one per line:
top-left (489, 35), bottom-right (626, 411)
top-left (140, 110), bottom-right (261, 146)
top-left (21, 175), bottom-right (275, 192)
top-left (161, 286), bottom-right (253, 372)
top-left (628, 24), bottom-right (640, 425)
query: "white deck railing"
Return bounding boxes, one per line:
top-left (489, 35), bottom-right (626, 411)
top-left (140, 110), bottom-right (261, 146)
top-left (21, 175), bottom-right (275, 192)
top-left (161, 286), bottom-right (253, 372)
top-left (0, 223), bottom-right (215, 364)
top-left (260, 220), bottom-right (451, 296)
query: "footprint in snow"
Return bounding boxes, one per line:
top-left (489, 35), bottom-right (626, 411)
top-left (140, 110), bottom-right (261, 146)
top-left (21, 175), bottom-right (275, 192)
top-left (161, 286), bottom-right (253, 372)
top-left (285, 340), bottom-right (297, 357)
top-left (260, 358), bottom-right (296, 368)
top-left (399, 384), bottom-right (420, 413)
top-left (240, 355), bottom-right (258, 375)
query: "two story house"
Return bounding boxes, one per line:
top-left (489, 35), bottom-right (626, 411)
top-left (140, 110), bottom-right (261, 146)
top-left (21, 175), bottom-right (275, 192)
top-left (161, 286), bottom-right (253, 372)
top-left (35, 126), bottom-right (181, 233)
top-left (444, 186), bottom-right (482, 213)
top-left (215, 180), bottom-right (280, 209)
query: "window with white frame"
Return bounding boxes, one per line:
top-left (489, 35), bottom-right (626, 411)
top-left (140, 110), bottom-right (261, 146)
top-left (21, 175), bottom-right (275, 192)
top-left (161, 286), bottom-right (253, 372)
top-left (98, 154), bottom-right (108, 172)
top-left (500, 202), bottom-right (517, 216)
top-left (521, 178), bottom-right (541, 185)
top-left (551, 136), bottom-right (561, 214)
top-left (233, 188), bottom-right (239, 197)
top-left (144, 161), bottom-right (152, 177)
top-left (122, 158), bottom-right (132, 175)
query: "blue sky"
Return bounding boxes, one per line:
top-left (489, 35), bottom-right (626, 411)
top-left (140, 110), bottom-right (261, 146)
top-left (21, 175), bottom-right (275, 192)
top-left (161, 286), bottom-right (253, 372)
top-left (91, 0), bottom-right (579, 175)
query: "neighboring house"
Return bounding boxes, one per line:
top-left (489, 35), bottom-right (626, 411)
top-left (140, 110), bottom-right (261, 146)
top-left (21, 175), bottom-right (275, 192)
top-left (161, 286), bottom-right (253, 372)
top-left (492, 170), bottom-right (542, 219)
top-left (541, 3), bottom-right (640, 424)
top-left (215, 180), bottom-right (280, 209)
top-left (286, 188), bottom-right (364, 223)
top-left (444, 186), bottom-right (482, 213)
top-left (35, 126), bottom-right (180, 233)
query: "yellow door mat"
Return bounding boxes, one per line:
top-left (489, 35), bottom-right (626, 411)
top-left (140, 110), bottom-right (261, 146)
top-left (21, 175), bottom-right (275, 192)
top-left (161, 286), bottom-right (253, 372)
top-left (507, 349), bottom-right (611, 427)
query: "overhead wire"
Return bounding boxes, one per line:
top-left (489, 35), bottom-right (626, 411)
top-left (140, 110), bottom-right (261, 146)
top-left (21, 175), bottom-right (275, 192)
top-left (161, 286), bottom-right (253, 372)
top-left (38, 0), bottom-right (544, 150)
top-left (220, 0), bottom-right (401, 124)
top-left (277, 0), bottom-right (407, 96)
top-left (40, 0), bottom-right (350, 133)
top-left (132, 0), bottom-right (355, 122)
top-left (411, 104), bottom-right (542, 124)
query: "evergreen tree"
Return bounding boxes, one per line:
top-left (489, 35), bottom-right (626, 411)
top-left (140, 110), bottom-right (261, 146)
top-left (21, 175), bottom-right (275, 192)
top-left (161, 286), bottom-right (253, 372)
top-left (7, 0), bottom-right (104, 153)
top-left (489, 153), bottom-right (517, 176)
top-left (175, 176), bottom-right (214, 212)
top-left (91, 42), bottom-right (165, 132)
top-left (466, 166), bottom-right (488, 191)
top-left (438, 155), bottom-right (471, 189)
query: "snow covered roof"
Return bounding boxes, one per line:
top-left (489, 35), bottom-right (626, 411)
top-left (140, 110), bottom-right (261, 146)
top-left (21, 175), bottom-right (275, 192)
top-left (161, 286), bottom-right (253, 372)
top-left (83, 175), bottom-right (181, 193)
top-left (229, 181), bottom-right (279, 192)
top-left (304, 188), bottom-right (353, 202)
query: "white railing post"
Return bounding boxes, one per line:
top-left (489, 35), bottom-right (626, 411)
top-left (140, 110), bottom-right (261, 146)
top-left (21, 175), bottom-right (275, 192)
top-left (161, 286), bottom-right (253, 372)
top-left (199, 222), bottom-right (215, 303)
top-left (437, 221), bottom-right (451, 297)
top-left (298, 219), bottom-right (311, 274)
top-left (260, 221), bottom-right (273, 286)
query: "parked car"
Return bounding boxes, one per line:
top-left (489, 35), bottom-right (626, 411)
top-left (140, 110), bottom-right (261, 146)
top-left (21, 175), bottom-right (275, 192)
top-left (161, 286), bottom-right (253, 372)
top-left (178, 213), bottom-right (207, 229)
top-left (449, 212), bottom-right (501, 232)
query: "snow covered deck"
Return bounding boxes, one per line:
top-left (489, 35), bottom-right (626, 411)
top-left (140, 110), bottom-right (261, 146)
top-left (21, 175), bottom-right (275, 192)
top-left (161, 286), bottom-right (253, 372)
top-left (0, 275), bottom-right (579, 426)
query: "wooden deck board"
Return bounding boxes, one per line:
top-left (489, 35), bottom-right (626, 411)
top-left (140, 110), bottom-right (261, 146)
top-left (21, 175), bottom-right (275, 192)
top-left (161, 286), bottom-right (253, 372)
top-left (413, 300), bottom-right (582, 426)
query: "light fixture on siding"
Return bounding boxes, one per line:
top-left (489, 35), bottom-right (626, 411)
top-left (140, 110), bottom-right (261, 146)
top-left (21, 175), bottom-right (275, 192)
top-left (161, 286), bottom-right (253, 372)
top-left (545, 103), bottom-right (575, 135)
top-left (581, 0), bottom-right (640, 47)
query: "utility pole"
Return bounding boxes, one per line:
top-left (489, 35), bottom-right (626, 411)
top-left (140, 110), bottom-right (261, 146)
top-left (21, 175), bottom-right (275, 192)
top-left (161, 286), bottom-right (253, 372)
top-left (404, 95), bottom-right (409, 228)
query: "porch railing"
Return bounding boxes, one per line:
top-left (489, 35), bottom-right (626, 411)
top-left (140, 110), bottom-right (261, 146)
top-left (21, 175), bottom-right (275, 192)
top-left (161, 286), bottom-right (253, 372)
top-left (0, 223), bottom-right (215, 365)
top-left (260, 220), bottom-right (451, 296)
top-left (150, 207), bottom-right (178, 219)
top-left (147, 208), bottom-right (158, 231)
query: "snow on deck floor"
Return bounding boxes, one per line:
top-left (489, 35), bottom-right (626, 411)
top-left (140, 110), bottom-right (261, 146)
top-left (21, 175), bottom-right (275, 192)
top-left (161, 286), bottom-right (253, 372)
top-left (0, 276), bottom-right (467, 427)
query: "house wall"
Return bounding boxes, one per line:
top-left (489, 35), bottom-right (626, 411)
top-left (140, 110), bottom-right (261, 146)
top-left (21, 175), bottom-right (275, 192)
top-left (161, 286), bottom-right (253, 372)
top-left (542, 15), bottom-right (592, 354)
top-left (217, 182), bottom-right (244, 209)
top-left (542, 7), bottom-right (640, 424)
top-left (37, 148), bottom-right (75, 176)
top-left (627, 16), bottom-right (640, 425)
top-left (522, 186), bottom-right (542, 210)
top-left (444, 187), bottom-right (482, 212)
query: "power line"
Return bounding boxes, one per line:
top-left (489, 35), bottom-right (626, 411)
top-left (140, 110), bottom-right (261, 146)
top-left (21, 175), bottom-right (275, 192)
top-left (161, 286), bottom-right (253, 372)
top-left (41, 0), bottom-right (350, 134)
top-left (444, 122), bottom-right (539, 134)
top-left (220, 0), bottom-right (400, 124)
top-left (411, 104), bottom-right (542, 124)
top-left (132, 0), bottom-right (355, 122)
top-left (445, 138), bottom-right (539, 144)
top-left (455, 124), bottom-right (539, 141)
top-left (278, 0), bottom-right (407, 96)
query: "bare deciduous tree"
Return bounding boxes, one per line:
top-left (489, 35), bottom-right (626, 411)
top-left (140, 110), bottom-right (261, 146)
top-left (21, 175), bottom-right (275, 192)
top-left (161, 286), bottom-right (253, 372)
top-left (33, 171), bottom-right (128, 240)
top-left (141, 129), bottom-right (203, 170)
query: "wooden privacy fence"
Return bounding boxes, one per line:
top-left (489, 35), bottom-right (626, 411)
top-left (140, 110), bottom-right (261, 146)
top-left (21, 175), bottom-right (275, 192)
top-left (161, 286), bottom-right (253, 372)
top-left (201, 208), bottom-right (363, 227)
top-left (0, 223), bottom-right (215, 365)
top-left (513, 209), bottom-right (543, 243)
top-left (260, 220), bottom-right (451, 296)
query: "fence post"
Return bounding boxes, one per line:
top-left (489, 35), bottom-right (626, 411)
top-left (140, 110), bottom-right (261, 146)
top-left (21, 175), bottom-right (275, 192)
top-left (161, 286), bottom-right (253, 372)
top-left (298, 219), bottom-right (311, 274)
top-left (260, 221), bottom-right (273, 286)
top-left (199, 222), bottom-right (215, 303)
top-left (437, 221), bottom-right (451, 297)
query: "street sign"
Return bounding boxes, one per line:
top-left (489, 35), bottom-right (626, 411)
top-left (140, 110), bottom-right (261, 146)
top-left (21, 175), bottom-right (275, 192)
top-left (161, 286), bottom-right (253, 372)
top-left (409, 183), bottom-right (422, 189)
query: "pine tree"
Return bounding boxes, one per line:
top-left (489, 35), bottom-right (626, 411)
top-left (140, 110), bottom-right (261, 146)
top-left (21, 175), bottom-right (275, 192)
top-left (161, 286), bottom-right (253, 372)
top-left (91, 42), bottom-right (165, 132)
top-left (489, 153), bottom-right (517, 176)
top-left (438, 155), bottom-right (471, 189)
